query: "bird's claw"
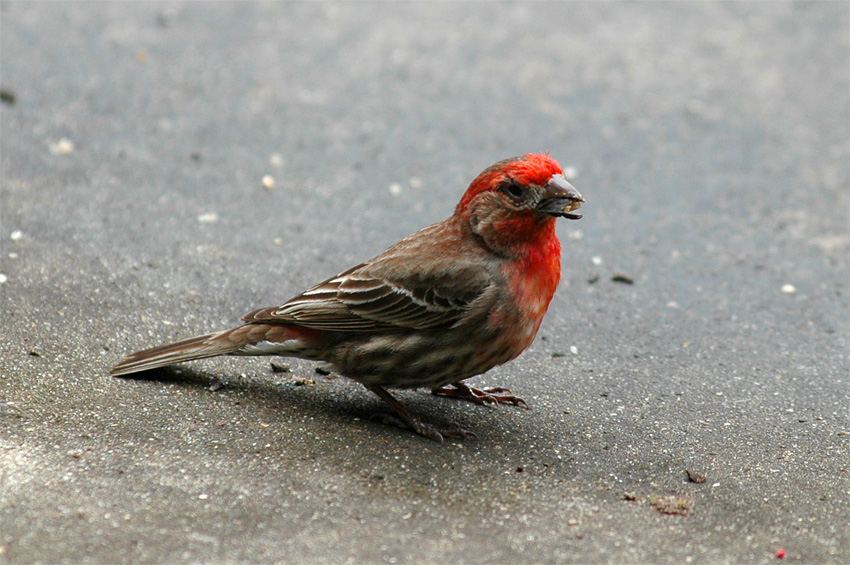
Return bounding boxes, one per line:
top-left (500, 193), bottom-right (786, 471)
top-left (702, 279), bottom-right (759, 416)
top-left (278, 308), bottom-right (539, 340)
top-left (367, 385), bottom-right (477, 442)
top-left (371, 413), bottom-right (477, 443)
top-left (432, 383), bottom-right (528, 409)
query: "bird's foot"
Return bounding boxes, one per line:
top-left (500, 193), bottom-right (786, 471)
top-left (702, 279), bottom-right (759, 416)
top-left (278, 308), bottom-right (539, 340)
top-left (367, 385), bottom-right (476, 443)
top-left (371, 413), bottom-right (477, 443)
top-left (432, 382), bottom-right (528, 408)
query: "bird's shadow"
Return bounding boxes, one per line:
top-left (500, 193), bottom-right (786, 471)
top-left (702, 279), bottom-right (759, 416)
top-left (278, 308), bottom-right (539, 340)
top-left (111, 364), bottom-right (491, 441)
top-left (113, 364), bottom-right (360, 414)
top-left (115, 365), bottom-right (221, 388)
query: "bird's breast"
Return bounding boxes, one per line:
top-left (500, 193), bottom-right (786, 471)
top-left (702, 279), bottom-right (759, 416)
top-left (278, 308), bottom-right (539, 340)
top-left (493, 236), bottom-right (562, 352)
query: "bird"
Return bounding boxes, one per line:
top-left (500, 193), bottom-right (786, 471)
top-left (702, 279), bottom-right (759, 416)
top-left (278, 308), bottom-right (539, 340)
top-left (111, 153), bottom-right (584, 441)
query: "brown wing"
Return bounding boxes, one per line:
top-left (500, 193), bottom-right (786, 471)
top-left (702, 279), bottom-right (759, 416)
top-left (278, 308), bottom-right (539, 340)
top-left (242, 257), bottom-right (495, 332)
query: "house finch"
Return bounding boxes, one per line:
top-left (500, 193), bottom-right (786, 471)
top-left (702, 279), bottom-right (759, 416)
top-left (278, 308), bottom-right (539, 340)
top-left (112, 153), bottom-right (584, 441)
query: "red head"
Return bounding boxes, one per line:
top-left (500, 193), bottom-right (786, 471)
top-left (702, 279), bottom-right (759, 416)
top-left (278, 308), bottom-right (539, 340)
top-left (454, 153), bottom-right (583, 254)
top-left (457, 153), bottom-right (565, 210)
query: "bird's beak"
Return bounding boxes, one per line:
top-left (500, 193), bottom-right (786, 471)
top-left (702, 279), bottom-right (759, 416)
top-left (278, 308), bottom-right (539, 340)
top-left (537, 174), bottom-right (584, 220)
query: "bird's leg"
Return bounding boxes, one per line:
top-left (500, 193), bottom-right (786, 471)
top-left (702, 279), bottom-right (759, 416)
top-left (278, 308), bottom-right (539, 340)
top-left (367, 385), bottom-right (477, 443)
top-left (432, 381), bottom-right (528, 408)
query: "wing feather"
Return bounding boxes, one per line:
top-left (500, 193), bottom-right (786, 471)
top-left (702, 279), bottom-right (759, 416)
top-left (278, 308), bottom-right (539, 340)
top-left (242, 256), bottom-right (495, 332)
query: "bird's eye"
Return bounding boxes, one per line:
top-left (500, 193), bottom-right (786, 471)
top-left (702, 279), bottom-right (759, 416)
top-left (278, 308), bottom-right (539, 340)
top-left (501, 180), bottom-right (524, 201)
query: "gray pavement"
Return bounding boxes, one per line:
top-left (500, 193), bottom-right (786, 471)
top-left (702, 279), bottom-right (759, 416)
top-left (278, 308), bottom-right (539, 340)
top-left (1, 2), bottom-right (848, 563)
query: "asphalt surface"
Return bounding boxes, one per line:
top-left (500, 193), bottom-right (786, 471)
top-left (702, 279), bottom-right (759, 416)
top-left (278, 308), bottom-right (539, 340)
top-left (1, 2), bottom-right (848, 563)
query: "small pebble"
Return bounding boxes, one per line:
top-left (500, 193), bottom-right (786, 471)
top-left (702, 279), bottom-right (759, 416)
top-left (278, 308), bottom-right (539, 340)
top-left (389, 183), bottom-right (402, 196)
top-left (156, 8), bottom-right (177, 27)
top-left (10, 230), bottom-right (23, 241)
top-left (686, 98), bottom-right (704, 114)
top-left (261, 174), bottom-right (275, 189)
top-left (781, 284), bottom-right (796, 294)
top-left (0, 88), bottom-right (16, 105)
top-left (48, 137), bottom-right (74, 155)
top-left (0, 274), bottom-right (6, 284)
top-left (650, 495), bottom-right (694, 516)
top-left (591, 256), bottom-right (603, 266)
top-left (197, 212), bottom-right (219, 224)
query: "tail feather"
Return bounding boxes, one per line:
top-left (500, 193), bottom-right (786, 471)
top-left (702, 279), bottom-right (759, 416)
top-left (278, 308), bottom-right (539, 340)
top-left (110, 331), bottom-right (240, 376)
